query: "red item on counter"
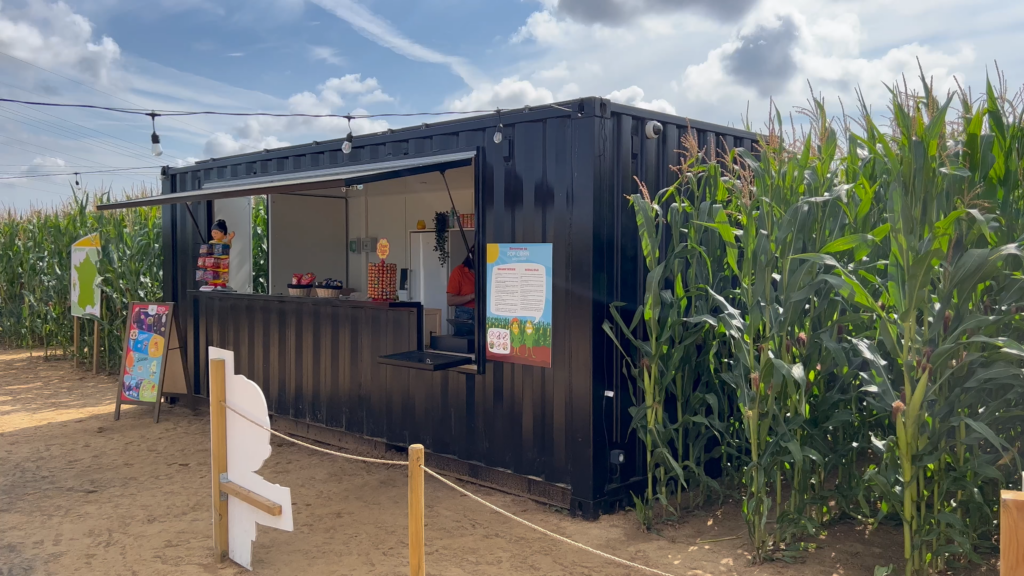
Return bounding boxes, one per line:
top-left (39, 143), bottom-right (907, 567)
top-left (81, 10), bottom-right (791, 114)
top-left (300, 273), bottom-right (316, 286)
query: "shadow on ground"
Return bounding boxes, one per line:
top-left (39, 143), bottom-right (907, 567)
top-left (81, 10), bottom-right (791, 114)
top-left (1, 349), bottom-right (909, 576)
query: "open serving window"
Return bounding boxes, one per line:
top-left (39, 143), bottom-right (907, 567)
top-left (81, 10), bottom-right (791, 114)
top-left (98, 149), bottom-right (487, 374)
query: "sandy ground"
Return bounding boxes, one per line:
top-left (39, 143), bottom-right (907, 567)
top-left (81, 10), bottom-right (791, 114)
top-left (0, 348), bottom-right (913, 576)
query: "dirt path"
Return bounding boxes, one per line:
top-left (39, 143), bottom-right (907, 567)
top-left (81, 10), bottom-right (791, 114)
top-left (1, 349), bottom-right (906, 576)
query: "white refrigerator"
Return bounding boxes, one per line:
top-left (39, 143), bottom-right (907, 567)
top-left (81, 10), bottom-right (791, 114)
top-left (411, 231), bottom-right (450, 334)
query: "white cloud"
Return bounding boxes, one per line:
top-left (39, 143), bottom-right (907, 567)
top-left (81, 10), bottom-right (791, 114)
top-left (0, 1), bottom-right (405, 208)
top-left (533, 61), bottom-right (570, 81)
top-left (309, 45), bottom-right (343, 65)
top-left (358, 89), bottom-right (394, 105)
top-left (29, 156), bottom-right (66, 168)
top-left (321, 73), bottom-right (381, 94)
top-left (202, 79), bottom-right (392, 158)
top-left (512, 10), bottom-right (569, 45)
top-left (226, 52), bottom-right (244, 57)
top-left (203, 132), bottom-right (290, 158)
top-left (316, 73), bottom-right (394, 107)
top-left (606, 86), bottom-right (677, 114)
top-left (448, 77), bottom-right (555, 112)
top-left (540, 0), bottom-right (759, 26)
top-left (556, 82), bottom-right (580, 100)
top-left (0, 0), bottom-right (121, 85)
top-left (500, 0), bottom-right (1024, 130)
top-left (310, 0), bottom-right (483, 85)
top-left (677, 5), bottom-right (976, 115)
top-left (3, 156), bottom-right (69, 181)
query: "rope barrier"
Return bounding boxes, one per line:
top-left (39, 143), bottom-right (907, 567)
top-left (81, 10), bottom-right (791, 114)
top-left (221, 402), bottom-right (406, 467)
top-left (220, 400), bottom-right (676, 575)
top-left (421, 466), bottom-right (679, 576)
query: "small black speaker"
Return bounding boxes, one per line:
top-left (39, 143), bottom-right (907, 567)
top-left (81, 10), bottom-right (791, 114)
top-left (399, 268), bottom-right (409, 291)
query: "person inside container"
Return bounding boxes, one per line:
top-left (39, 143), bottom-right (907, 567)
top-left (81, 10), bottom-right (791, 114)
top-left (446, 249), bottom-right (475, 326)
top-left (210, 219), bottom-right (235, 245)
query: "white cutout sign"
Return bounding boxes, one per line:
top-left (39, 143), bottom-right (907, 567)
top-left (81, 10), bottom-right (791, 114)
top-left (209, 347), bottom-right (294, 570)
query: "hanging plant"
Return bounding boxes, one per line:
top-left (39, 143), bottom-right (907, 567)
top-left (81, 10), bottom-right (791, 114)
top-left (433, 211), bottom-right (449, 266)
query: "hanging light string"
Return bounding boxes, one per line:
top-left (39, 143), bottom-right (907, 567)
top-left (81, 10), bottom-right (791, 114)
top-left (0, 167), bottom-right (159, 180)
top-left (0, 97), bottom-right (577, 162)
top-left (0, 97), bottom-right (549, 120)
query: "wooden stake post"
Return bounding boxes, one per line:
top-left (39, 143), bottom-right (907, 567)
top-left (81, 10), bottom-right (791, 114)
top-left (408, 444), bottom-right (425, 576)
top-left (92, 293), bottom-right (102, 374)
top-left (93, 316), bottom-right (100, 374)
top-left (209, 356), bottom-right (284, 566)
top-left (73, 316), bottom-right (79, 369)
top-left (1002, 490), bottom-right (1024, 575)
top-left (210, 359), bottom-right (230, 562)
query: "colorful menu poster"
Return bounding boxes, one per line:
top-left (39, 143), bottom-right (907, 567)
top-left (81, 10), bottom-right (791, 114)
top-left (71, 233), bottom-right (102, 318)
top-left (120, 303), bottom-right (171, 403)
top-left (485, 243), bottom-right (553, 368)
top-left (114, 301), bottom-right (190, 423)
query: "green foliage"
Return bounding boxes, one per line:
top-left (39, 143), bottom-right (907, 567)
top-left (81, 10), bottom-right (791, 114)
top-left (0, 187), bottom-right (162, 371)
top-left (252, 195), bottom-right (269, 294)
top-left (606, 72), bottom-right (1024, 572)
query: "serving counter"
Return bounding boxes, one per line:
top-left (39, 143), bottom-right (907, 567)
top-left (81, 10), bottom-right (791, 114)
top-left (185, 289), bottom-right (571, 507)
top-left (189, 291), bottom-right (421, 418)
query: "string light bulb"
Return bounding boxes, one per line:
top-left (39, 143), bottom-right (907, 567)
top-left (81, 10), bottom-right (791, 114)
top-left (74, 172), bottom-right (80, 187)
top-left (148, 113), bottom-right (163, 157)
top-left (342, 116), bottom-right (353, 154)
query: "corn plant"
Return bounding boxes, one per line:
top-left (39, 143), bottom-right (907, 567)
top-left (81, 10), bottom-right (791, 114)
top-left (606, 71), bottom-right (1024, 574)
top-left (253, 195), bottom-right (269, 294)
top-left (0, 186), bottom-right (162, 370)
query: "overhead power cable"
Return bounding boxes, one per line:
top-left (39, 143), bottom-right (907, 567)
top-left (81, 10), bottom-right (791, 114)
top-left (0, 78), bottom-right (186, 162)
top-left (0, 49), bottom-right (216, 136)
top-left (0, 106), bottom-right (167, 166)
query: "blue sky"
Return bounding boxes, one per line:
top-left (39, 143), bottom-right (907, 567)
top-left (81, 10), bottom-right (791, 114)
top-left (2, 0), bottom-right (1024, 209)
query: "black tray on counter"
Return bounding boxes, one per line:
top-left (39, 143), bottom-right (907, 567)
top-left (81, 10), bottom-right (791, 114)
top-left (377, 350), bottom-right (472, 371)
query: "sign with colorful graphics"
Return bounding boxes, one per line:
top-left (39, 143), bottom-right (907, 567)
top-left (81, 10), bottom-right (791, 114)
top-left (376, 238), bottom-right (390, 261)
top-left (485, 243), bottom-right (553, 368)
top-left (120, 303), bottom-right (170, 403)
top-left (71, 233), bottom-right (101, 318)
top-left (114, 302), bottom-right (191, 423)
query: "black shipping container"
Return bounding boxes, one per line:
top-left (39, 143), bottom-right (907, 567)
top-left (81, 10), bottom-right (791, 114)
top-left (100, 97), bottom-right (757, 517)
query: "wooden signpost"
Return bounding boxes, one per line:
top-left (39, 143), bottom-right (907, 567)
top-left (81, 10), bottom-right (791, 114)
top-left (1003, 489), bottom-right (1024, 575)
top-left (71, 233), bottom-right (102, 371)
top-left (113, 302), bottom-right (192, 423)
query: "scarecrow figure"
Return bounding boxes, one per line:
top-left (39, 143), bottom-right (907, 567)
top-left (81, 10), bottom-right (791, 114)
top-left (509, 317), bottom-right (524, 356)
top-left (524, 320), bottom-right (536, 358)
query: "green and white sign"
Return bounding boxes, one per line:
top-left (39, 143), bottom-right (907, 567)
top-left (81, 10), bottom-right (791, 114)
top-left (71, 233), bottom-right (101, 318)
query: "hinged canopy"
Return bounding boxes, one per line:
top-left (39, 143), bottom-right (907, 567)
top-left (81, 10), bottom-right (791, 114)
top-left (96, 150), bottom-right (476, 211)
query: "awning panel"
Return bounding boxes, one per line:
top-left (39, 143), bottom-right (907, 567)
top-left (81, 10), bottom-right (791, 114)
top-left (97, 150), bottom-right (476, 211)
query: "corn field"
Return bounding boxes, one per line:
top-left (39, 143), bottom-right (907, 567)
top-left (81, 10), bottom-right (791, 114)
top-left (0, 187), bottom-right (163, 370)
top-left (606, 73), bottom-right (1024, 574)
top-left (2, 189), bottom-right (273, 367)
